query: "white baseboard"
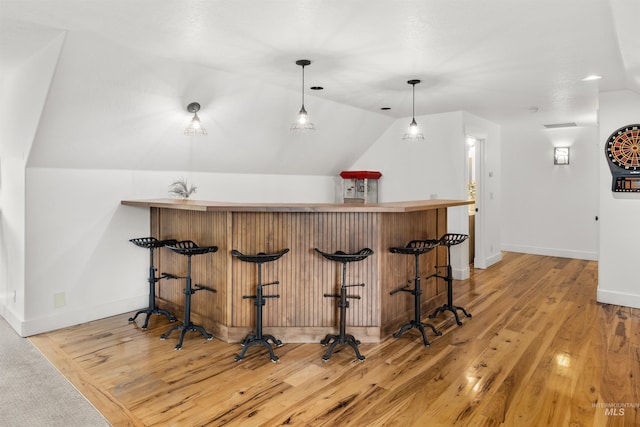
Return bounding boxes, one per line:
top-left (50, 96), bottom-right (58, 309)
top-left (501, 244), bottom-right (598, 261)
top-left (473, 251), bottom-right (502, 269)
top-left (453, 266), bottom-right (470, 280)
top-left (597, 289), bottom-right (640, 309)
top-left (0, 305), bottom-right (25, 336)
top-left (21, 295), bottom-right (147, 337)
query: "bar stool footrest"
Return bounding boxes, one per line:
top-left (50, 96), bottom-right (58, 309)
top-left (194, 284), bottom-right (217, 293)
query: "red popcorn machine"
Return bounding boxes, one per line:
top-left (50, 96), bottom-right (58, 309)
top-left (340, 170), bottom-right (382, 203)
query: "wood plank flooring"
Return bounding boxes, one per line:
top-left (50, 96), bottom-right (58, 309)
top-left (30, 252), bottom-right (639, 426)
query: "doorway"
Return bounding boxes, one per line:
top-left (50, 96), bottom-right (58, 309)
top-left (466, 137), bottom-right (477, 265)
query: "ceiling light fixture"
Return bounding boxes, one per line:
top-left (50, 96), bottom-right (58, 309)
top-left (290, 59), bottom-right (315, 131)
top-left (403, 79), bottom-right (424, 141)
top-left (184, 102), bottom-right (207, 136)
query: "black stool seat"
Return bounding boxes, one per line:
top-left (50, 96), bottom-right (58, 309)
top-left (315, 248), bottom-right (374, 263)
top-left (232, 249), bottom-right (289, 362)
top-left (428, 233), bottom-right (472, 325)
top-left (128, 237), bottom-right (178, 329)
top-left (315, 247), bottom-right (374, 361)
top-left (389, 239), bottom-right (439, 256)
top-left (167, 241), bottom-right (218, 256)
top-left (161, 240), bottom-right (218, 349)
top-left (439, 233), bottom-right (469, 248)
top-left (389, 240), bottom-right (442, 346)
top-left (231, 250), bottom-right (288, 264)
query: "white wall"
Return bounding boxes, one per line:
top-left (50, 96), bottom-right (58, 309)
top-left (597, 90), bottom-right (640, 309)
top-left (349, 111), bottom-right (466, 201)
top-left (348, 111), bottom-right (503, 278)
top-left (22, 168), bottom-right (336, 336)
top-left (501, 123), bottom-right (599, 260)
top-left (0, 32), bottom-right (65, 334)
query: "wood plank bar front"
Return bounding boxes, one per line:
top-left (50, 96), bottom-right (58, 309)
top-left (123, 199), bottom-right (471, 343)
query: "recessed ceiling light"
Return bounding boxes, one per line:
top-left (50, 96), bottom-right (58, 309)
top-left (310, 86), bottom-right (323, 90)
top-left (380, 107), bottom-right (391, 110)
top-left (582, 75), bottom-right (602, 81)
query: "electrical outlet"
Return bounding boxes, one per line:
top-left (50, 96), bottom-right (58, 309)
top-left (54, 292), bottom-right (66, 308)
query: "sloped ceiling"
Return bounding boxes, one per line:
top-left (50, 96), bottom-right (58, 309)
top-left (1, 0), bottom-right (639, 175)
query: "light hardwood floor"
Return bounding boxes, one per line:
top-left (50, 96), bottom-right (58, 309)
top-left (30, 252), bottom-right (639, 426)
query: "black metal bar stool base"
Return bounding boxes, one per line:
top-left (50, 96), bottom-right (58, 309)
top-left (315, 247), bottom-right (373, 362)
top-left (429, 304), bottom-right (472, 326)
top-left (161, 323), bottom-right (212, 350)
top-left (389, 240), bottom-right (442, 346)
top-left (321, 333), bottom-right (365, 361)
top-left (393, 320), bottom-right (442, 347)
top-left (128, 308), bottom-right (176, 330)
top-left (235, 334), bottom-right (282, 363)
top-left (162, 241), bottom-right (218, 350)
top-left (428, 233), bottom-right (472, 326)
top-left (231, 249), bottom-right (289, 363)
top-left (128, 237), bottom-right (178, 330)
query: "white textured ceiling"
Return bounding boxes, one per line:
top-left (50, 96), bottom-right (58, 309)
top-left (1, 0), bottom-right (639, 126)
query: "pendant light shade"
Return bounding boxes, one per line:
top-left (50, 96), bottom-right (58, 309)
top-left (290, 59), bottom-right (315, 131)
top-left (402, 80), bottom-right (424, 141)
top-left (184, 102), bottom-right (207, 136)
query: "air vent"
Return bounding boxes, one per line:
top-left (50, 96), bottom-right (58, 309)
top-left (543, 122), bottom-right (577, 129)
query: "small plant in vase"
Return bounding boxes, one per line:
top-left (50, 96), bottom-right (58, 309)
top-left (169, 177), bottom-right (197, 199)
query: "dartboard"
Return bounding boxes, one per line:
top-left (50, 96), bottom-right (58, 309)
top-left (605, 124), bottom-right (640, 170)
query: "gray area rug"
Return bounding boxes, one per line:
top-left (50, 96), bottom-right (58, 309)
top-left (0, 317), bottom-right (110, 427)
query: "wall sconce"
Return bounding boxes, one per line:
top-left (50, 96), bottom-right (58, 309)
top-left (554, 147), bottom-right (570, 165)
top-left (184, 102), bottom-right (207, 136)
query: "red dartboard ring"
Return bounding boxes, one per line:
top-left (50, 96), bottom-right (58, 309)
top-left (605, 124), bottom-right (640, 170)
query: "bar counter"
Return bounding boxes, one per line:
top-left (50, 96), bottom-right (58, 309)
top-left (122, 198), bottom-right (471, 343)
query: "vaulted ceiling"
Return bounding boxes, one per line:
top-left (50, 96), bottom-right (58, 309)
top-left (0, 0), bottom-right (638, 175)
top-left (3, 0), bottom-right (638, 126)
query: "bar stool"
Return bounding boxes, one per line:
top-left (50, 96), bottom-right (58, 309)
top-left (428, 233), bottom-right (472, 325)
top-left (161, 240), bottom-right (218, 350)
top-left (128, 237), bottom-right (178, 329)
top-left (389, 240), bottom-right (442, 346)
top-left (231, 248), bottom-right (289, 362)
top-left (315, 247), bottom-right (374, 362)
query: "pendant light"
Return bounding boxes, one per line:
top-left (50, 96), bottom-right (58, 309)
top-left (184, 102), bottom-right (207, 136)
top-left (402, 79), bottom-right (424, 141)
top-left (290, 59), bottom-right (315, 131)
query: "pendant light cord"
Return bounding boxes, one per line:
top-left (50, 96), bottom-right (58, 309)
top-left (301, 65), bottom-right (305, 107)
top-left (412, 82), bottom-right (416, 120)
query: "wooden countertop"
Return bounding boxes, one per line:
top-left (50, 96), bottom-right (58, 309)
top-left (121, 198), bottom-right (473, 213)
